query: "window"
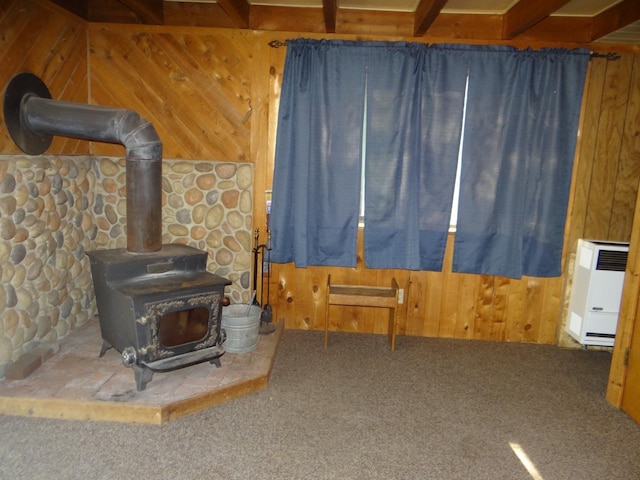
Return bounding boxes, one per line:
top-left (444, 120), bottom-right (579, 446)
top-left (359, 73), bottom-right (368, 224)
top-left (271, 39), bottom-right (590, 277)
top-left (449, 75), bottom-right (469, 232)
top-left (361, 75), bottom-right (469, 233)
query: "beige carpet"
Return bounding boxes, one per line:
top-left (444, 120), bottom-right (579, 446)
top-left (1, 329), bottom-right (639, 479)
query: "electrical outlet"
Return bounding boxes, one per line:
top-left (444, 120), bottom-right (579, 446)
top-left (398, 288), bottom-right (404, 304)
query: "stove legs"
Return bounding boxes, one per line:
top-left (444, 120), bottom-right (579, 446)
top-left (99, 340), bottom-right (112, 357)
top-left (131, 357), bottom-right (222, 391)
top-left (132, 365), bottom-right (154, 391)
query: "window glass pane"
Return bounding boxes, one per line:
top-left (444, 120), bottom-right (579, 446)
top-left (449, 75), bottom-right (469, 232)
top-left (359, 73), bottom-right (368, 223)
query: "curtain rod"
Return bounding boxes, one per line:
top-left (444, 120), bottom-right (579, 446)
top-left (591, 52), bottom-right (620, 60)
top-left (268, 40), bottom-right (620, 60)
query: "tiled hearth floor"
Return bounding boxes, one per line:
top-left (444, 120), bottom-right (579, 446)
top-left (0, 318), bottom-right (283, 424)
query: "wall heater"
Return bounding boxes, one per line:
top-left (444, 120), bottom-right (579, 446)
top-left (567, 239), bottom-right (629, 347)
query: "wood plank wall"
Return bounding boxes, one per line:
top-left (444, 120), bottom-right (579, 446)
top-left (605, 55), bottom-right (640, 407)
top-left (1, 1), bottom-right (640, 350)
top-left (576, 55), bottom-right (640, 244)
top-left (0, 0), bottom-right (89, 155)
top-left (88, 24), bottom-right (254, 160)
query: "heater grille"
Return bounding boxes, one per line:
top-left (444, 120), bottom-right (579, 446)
top-left (596, 249), bottom-right (628, 272)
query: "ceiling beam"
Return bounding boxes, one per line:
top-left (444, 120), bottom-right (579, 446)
top-left (322, 0), bottom-right (337, 33)
top-left (502, 0), bottom-right (572, 39)
top-left (217, 0), bottom-right (250, 28)
top-left (413, 0), bottom-right (448, 36)
top-left (591, 0), bottom-right (640, 41)
top-left (515, 15), bottom-right (592, 44)
top-left (48, 0), bottom-right (89, 19)
top-left (117, 0), bottom-right (163, 24)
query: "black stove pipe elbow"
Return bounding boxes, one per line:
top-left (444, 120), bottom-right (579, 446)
top-left (3, 72), bottom-right (162, 253)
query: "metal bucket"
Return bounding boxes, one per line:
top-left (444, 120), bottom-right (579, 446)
top-left (221, 304), bottom-right (262, 353)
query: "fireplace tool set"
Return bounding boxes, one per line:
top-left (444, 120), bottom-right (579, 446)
top-left (252, 228), bottom-right (276, 335)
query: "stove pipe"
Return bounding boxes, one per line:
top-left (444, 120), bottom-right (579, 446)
top-left (3, 72), bottom-right (162, 253)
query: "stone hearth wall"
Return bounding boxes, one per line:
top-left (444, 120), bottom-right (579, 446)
top-left (0, 155), bottom-right (252, 379)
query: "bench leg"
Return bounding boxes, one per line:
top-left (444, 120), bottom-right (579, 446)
top-left (388, 307), bottom-right (397, 352)
top-left (324, 304), bottom-right (330, 348)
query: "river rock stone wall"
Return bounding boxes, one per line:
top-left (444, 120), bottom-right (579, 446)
top-left (0, 155), bottom-right (252, 379)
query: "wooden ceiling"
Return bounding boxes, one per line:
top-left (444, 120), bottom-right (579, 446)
top-left (50, 0), bottom-right (640, 48)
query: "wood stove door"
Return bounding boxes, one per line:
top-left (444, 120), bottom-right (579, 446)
top-left (141, 292), bottom-right (223, 362)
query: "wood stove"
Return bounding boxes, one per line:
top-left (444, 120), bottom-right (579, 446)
top-left (3, 72), bottom-right (233, 391)
top-left (87, 244), bottom-right (230, 391)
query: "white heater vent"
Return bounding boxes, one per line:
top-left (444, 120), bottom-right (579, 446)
top-left (567, 239), bottom-right (629, 347)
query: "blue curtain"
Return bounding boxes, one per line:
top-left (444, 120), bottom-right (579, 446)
top-left (452, 46), bottom-right (590, 278)
top-left (270, 39), bottom-right (367, 267)
top-left (271, 40), bottom-right (590, 278)
top-left (271, 40), bottom-right (466, 270)
top-left (364, 44), bottom-right (467, 270)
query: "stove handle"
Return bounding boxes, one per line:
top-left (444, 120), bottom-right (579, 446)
top-left (122, 346), bottom-right (138, 367)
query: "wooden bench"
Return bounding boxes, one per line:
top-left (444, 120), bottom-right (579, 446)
top-left (324, 275), bottom-right (400, 352)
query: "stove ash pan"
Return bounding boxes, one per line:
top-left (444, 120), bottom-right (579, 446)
top-left (87, 244), bottom-right (231, 391)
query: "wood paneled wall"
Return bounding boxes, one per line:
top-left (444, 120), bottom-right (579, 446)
top-left (571, 55), bottom-right (640, 245)
top-left (0, 0), bottom-right (89, 155)
top-left (1, 1), bottom-right (640, 350)
top-left (88, 24), bottom-right (254, 161)
top-left (602, 54), bottom-right (640, 406)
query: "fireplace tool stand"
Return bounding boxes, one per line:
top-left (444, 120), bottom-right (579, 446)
top-left (253, 228), bottom-right (276, 335)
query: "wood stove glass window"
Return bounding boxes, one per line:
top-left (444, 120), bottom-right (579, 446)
top-left (158, 307), bottom-right (210, 347)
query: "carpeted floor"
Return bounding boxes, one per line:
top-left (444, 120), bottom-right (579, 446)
top-left (1, 329), bottom-right (639, 479)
